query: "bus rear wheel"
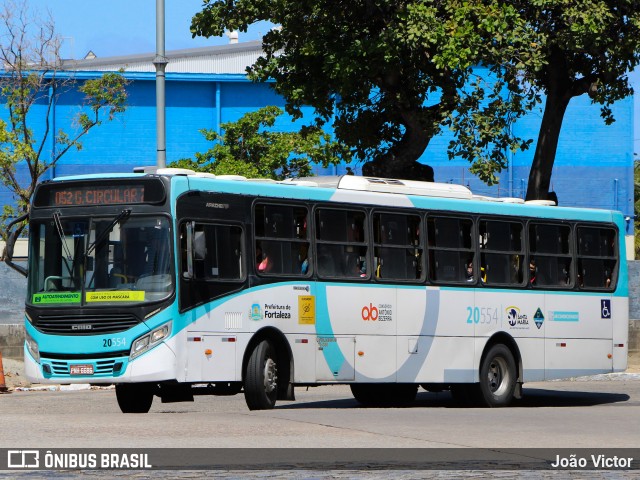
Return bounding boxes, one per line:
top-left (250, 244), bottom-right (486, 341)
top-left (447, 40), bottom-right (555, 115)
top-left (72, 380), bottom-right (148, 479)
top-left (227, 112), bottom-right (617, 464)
top-left (479, 344), bottom-right (516, 407)
top-left (115, 383), bottom-right (154, 413)
top-left (244, 340), bottom-right (278, 410)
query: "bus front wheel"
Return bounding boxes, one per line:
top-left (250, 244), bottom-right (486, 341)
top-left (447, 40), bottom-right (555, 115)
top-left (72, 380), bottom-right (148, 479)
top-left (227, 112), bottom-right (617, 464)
top-left (479, 344), bottom-right (516, 407)
top-left (244, 340), bottom-right (278, 410)
top-left (115, 383), bottom-right (154, 413)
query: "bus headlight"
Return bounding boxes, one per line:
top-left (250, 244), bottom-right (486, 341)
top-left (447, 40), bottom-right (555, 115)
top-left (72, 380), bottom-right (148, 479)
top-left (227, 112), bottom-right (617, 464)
top-left (130, 321), bottom-right (172, 359)
top-left (25, 331), bottom-right (40, 363)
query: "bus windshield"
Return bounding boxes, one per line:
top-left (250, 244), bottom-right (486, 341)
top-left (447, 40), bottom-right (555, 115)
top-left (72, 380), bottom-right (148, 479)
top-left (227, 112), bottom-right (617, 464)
top-left (27, 213), bottom-right (173, 306)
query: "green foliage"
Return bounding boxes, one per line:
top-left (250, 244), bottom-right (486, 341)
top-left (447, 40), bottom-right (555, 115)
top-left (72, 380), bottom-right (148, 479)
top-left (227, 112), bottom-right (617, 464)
top-left (447, 74), bottom-right (537, 185)
top-left (514, 1), bottom-right (640, 199)
top-left (0, 72), bottom-right (129, 243)
top-left (193, 1), bottom-right (640, 194)
top-left (169, 106), bottom-right (351, 179)
top-left (0, 2), bottom-right (129, 254)
top-left (192, 1), bottom-right (543, 178)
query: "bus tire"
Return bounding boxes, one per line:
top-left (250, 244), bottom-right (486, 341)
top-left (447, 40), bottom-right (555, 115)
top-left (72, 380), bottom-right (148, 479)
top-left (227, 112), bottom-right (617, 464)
top-left (115, 383), bottom-right (154, 413)
top-left (244, 340), bottom-right (278, 410)
top-left (350, 384), bottom-right (376, 405)
top-left (479, 344), bottom-right (516, 407)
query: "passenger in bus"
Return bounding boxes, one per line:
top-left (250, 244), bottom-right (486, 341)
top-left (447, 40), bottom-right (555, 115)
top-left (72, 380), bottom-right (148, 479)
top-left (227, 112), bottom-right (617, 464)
top-left (256, 245), bottom-right (263, 268)
top-left (109, 265), bottom-right (126, 287)
top-left (466, 260), bottom-right (474, 282)
top-left (467, 260), bottom-right (486, 283)
top-left (256, 246), bottom-right (272, 273)
top-left (562, 262), bottom-right (571, 285)
top-left (258, 255), bottom-right (272, 273)
top-left (299, 244), bottom-right (309, 274)
top-left (358, 257), bottom-right (367, 278)
top-left (529, 258), bottom-right (537, 285)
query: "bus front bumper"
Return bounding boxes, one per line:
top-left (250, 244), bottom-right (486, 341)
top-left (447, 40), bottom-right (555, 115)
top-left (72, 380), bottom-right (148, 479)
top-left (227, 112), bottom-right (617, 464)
top-left (24, 342), bottom-right (178, 384)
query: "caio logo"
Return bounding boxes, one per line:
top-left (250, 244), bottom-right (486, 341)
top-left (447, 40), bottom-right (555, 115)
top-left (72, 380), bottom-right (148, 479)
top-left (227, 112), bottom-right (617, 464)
top-left (361, 303), bottom-right (378, 321)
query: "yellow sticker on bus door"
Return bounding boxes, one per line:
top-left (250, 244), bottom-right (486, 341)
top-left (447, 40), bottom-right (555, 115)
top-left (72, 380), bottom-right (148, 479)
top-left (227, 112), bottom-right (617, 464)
top-left (86, 291), bottom-right (145, 302)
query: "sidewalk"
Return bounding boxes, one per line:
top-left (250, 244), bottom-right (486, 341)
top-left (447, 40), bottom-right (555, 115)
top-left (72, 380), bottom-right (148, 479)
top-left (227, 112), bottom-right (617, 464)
top-left (2, 357), bottom-right (34, 390)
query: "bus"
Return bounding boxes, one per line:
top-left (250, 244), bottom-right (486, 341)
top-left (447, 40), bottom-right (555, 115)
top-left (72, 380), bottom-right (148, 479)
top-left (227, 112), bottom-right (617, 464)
top-left (20, 169), bottom-right (628, 412)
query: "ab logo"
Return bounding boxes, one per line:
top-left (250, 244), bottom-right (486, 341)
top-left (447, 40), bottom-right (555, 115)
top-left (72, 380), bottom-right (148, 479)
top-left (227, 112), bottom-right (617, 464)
top-left (361, 303), bottom-right (378, 321)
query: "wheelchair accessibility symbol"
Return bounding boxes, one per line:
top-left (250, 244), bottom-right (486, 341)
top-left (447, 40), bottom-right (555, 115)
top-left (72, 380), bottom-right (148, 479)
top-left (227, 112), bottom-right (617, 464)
top-left (601, 299), bottom-right (611, 319)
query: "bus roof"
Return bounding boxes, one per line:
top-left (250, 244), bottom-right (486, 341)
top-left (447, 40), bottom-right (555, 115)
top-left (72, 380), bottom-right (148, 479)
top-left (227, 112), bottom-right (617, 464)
top-left (48, 169), bottom-right (620, 224)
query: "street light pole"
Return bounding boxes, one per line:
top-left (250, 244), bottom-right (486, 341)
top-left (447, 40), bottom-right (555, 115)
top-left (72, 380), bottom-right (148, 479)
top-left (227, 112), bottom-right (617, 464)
top-left (153, 0), bottom-right (168, 168)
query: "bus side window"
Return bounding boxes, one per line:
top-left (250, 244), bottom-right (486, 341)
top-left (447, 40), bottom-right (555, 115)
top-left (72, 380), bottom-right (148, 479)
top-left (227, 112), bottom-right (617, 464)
top-left (478, 220), bottom-right (524, 286)
top-left (426, 216), bottom-right (473, 284)
top-left (182, 222), bottom-right (244, 281)
top-left (315, 208), bottom-right (367, 279)
top-left (577, 226), bottom-right (617, 290)
top-left (528, 223), bottom-right (572, 288)
top-left (372, 212), bottom-right (423, 281)
top-left (255, 203), bottom-right (310, 276)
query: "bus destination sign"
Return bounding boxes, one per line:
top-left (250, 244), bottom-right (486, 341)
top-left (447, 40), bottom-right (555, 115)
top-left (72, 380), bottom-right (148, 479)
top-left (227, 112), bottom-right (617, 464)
top-left (51, 185), bottom-right (145, 207)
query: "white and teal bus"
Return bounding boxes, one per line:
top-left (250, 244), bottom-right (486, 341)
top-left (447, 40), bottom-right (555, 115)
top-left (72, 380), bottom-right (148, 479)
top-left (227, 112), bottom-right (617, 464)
top-left (22, 170), bottom-right (628, 412)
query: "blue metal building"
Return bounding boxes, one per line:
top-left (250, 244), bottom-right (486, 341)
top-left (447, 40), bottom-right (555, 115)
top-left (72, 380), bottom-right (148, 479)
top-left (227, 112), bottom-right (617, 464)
top-left (0, 40), bottom-right (635, 243)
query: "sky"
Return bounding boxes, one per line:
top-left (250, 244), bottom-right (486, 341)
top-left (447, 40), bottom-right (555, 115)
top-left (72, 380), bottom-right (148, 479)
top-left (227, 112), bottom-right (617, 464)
top-left (19, 1), bottom-right (640, 156)
top-left (28, 0), bottom-right (270, 59)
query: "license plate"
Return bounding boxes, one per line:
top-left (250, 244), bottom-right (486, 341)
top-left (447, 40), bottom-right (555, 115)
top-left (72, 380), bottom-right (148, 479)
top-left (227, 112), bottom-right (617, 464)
top-left (70, 364), bottom-right (94, 375)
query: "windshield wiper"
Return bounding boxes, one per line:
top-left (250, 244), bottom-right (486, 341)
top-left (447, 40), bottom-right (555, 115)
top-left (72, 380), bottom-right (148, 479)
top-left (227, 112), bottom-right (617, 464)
top-left (52, 211), bottom-right (87, 290)
top-left (52, 211), bottom-right (76, 281)
top-left (53, 211), bottom-right (74, 262)
top-left (85, 209), bottom-right (132, 257)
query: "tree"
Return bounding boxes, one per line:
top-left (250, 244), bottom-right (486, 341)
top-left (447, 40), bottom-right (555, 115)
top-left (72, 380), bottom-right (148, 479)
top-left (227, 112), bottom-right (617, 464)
top-left (191, 1), bottom-right (542, 183)
top-left (169, 106), bottom-right (351, 179)
top-left (0, 0), bottom-right (129, 271)
top-left (514, 1), bottom-right (640, 201)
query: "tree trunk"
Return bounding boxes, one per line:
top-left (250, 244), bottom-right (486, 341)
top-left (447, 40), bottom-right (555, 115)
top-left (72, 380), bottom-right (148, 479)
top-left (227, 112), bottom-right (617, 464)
top-left (361, 110), bottom-right (435, 181)
top-left (525, 91), bottom-right (571, 201)
top-left (525, 47), bottom-right (576, 202)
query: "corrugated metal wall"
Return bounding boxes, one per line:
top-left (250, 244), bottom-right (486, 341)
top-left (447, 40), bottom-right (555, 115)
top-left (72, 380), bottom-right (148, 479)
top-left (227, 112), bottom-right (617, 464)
top-left (0, 41), bottom-right (635, 236)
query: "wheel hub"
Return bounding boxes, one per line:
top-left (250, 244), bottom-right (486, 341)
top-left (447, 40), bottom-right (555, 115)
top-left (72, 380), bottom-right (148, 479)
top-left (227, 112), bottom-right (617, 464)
top-left (263, 358), bottom-right (278, 393)
top-left (487, 356), bottom-right (509, 395)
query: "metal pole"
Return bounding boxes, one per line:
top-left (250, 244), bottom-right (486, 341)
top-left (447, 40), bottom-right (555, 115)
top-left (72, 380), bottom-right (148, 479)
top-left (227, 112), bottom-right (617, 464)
top-left (153, 0), bottom-right (168, 168)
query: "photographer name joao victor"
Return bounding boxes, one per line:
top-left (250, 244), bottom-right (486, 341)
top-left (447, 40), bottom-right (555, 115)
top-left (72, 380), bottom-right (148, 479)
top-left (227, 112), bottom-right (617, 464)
top-left (551, 454), bottom-right (633, 469)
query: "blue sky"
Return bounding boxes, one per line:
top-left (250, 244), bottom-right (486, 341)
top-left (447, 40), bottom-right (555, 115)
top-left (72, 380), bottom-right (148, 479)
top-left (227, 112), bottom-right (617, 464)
top-left (26, 1), bottom-right (640, 156)
top-left (29, 0), bottom-right (269, 58)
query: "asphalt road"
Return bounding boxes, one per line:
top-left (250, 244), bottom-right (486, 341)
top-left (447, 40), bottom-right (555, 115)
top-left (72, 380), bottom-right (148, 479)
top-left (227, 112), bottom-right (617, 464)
top-left (1, 377), bottom-right (639, 477)
top-left (1, 377), bottom-right (639, 449)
